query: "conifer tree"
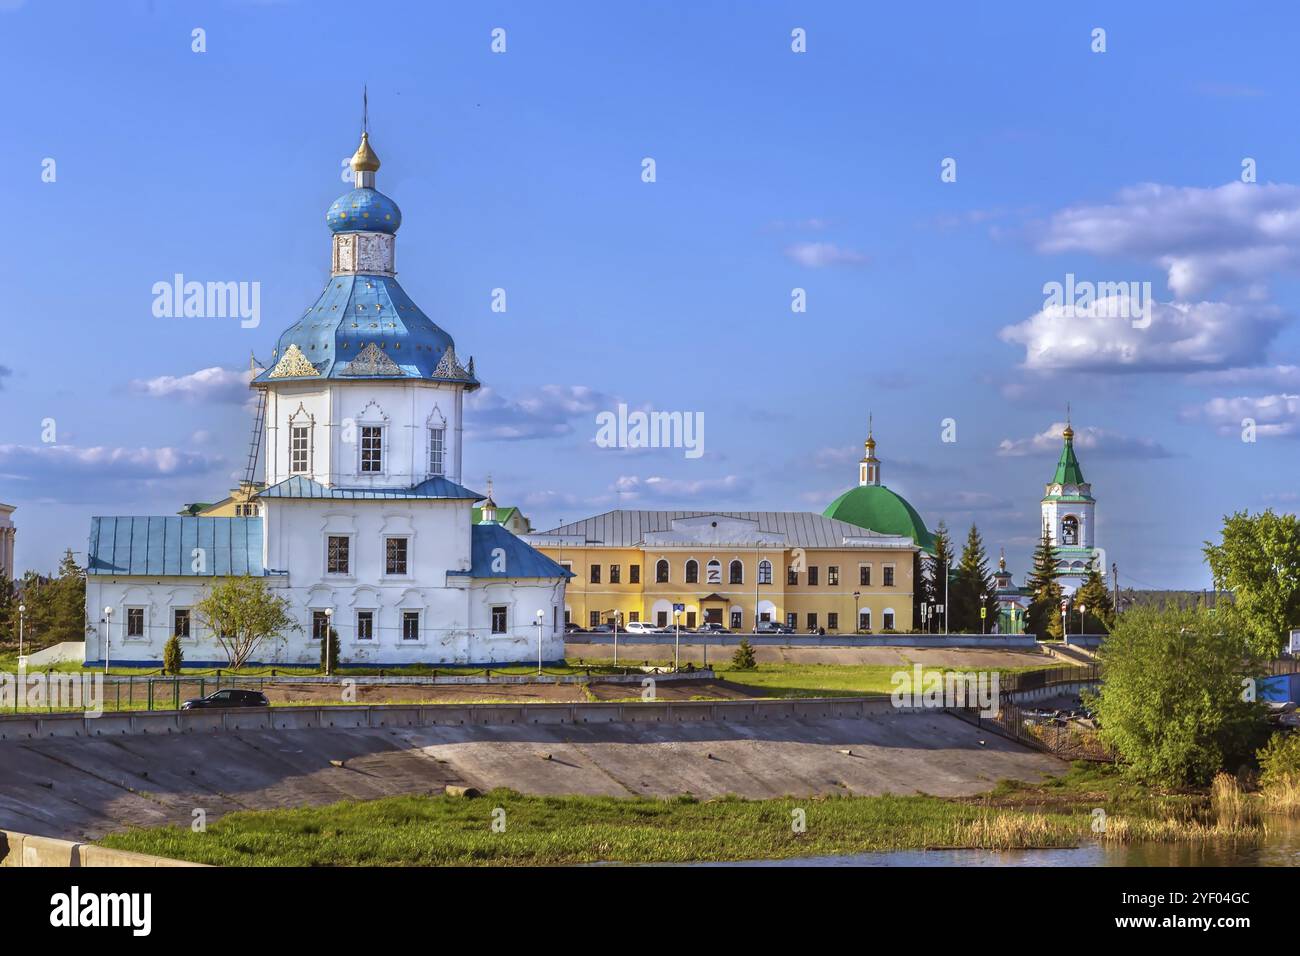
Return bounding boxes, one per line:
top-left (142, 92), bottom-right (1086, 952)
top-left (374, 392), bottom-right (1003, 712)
top-left (927, 521), bottom-right (954, 633)
top-left (951, 523), bottom-right (999, 633)
top-left (1074, 565), bottom-right (1115, 633)
top-left (1025, 525), bottom-right (1064, 639)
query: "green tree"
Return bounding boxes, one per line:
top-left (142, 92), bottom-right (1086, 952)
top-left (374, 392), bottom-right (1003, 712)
top-left (45, 549), bottom-right (87, 644)
top-left (1091, 606), bottom-right (1266, 786)
top-left (1204, 509), bottom-right (1300, 657)
top-left (163, 634), bottom-right (184, 675)
top-left (320, 626), bottom-right (341, 673)
top-left (1074, 565), bottom-right (1114, 633)
top-left (950, 523), bottom-right (998, 633)
top-left (1024, 526), bottom-right (1063, 640)
top-left (731, 637), bottom-right (757, 670)
top-left (193, 575), bottom-right (298, 669)
top-left (926, 520), bottom-right (955, 633)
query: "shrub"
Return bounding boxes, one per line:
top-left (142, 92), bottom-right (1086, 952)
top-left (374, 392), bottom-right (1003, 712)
top-left (731, 638), bottom-right (757, 670)
top-left (162, 634), bottom-right (183, 676)
top-left (1258, 732), bottom-right (1300, 813)
top-left (320, 626), bottom-right (341, 673)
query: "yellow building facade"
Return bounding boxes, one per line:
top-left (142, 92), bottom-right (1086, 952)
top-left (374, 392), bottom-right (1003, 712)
top-left (527, 511), bottom-right (917, 633)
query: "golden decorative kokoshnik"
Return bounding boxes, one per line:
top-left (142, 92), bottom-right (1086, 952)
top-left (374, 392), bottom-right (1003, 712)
top-left (267, 343), bottom-right (320, 379)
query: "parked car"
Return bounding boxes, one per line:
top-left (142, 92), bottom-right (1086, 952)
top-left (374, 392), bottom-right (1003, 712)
top-left (755, 620), bottom-right (794, 634)
top-left (181, 688), bottom-right (269, 710)
top-left (623, 621), bottom-right (659, 635)
top-left (695, 623), bottom-right (730, 634)
top-left (586, 623), bottom-right (614, 633)
top-left (564, 622), bottom-right (585, 634)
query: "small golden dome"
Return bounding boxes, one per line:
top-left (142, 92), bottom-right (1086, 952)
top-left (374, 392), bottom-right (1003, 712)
top-left (1062, 423), bottom-right (1075, 441)
top-left (350, 132), bottom-right (381, 173)
top-left (865, 435), bottom-right (876, 452)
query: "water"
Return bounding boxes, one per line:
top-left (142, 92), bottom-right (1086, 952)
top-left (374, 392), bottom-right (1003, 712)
top-left (685, 816), bottom-right (1300, 867)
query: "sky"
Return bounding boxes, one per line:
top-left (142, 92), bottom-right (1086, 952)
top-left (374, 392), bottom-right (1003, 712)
top-left (2, 0), bottom-right (1299, 589)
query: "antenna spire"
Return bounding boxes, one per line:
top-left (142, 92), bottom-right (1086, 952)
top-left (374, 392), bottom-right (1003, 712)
top-left (362, 85), bottom-right (369, 135)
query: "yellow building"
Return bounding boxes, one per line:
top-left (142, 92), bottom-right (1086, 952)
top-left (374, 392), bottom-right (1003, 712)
top-left (179, 481), bottom-right (265, 518)
top-left (526, 511), bottom-right (917, 633)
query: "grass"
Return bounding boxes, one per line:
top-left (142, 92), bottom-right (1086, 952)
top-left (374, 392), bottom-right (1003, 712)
top-left (98, 763), bottom-right (1266, 867)
top-left (712, 661), bottom-right (1045, 698)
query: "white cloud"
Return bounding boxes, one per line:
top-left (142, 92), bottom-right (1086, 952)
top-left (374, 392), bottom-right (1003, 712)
top-left (1185, 364), bottom-right (1300, 390)
top-left (999, 297), bottom-right (1284, 373)
top-left (612, 474), bottom-right (752, 502)
top-left (997, 422), bottom-right (1171, 459)
top-left (466, 385), bottom-right (611, 441)
top-left (1183, 394), bottom-right (1300, 438)
top-left (0, 444), bottom-right (221, 481)
top-left (1036, 182), bottom-right (1300, 296)
top-left (783, 242), bottom-right (870, 268)
top-left (129, 366), bottom-right (253, 404)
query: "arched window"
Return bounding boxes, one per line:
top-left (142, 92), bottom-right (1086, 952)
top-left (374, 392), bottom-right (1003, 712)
top-left (706, 559), bottom-right (722, 585)
top-left (655, 559), bottom-right (670, 584)
top-left (729, 559), bottom-right (744, 585)
top-left (758, 560), bottom-right (772, 585)
top-left (1061, 515), bottom-right (1079, 546)
top-left (685, 559), bottom-right (699, 584)
top-left (882, 608), bottom-right (896, 631)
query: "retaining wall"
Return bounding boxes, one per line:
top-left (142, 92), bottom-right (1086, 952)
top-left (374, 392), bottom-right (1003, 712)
top-left (0, 829), bottom-right (204, 867)
top-left (569, 633), bottom-right (1041, 649)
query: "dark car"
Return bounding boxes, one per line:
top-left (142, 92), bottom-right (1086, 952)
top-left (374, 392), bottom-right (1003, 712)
top-left (755, 621), bottom-right (794, 635)
top-left (564, 622), bottom-right (586, 634)
top-left (586, 623), bottom-right (615, 633)
top-left (181, 688), bottom-right (269, 710)
top-left (695, 623), bottom-right (730, 634)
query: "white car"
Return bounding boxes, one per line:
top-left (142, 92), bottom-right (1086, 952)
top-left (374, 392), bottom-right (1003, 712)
top-left (622, 621), bottom-right (660, 635)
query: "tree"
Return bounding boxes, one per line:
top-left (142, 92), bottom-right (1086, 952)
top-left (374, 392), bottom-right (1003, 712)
top-left (1091, 606), bottom-right (1267, 786)
top-left (45, 549), bottom-right (88, 644)
top-left (1024, 525), bottom-right (1063, 640)
top-left (926, 521), bottom-right (955, 633)
top-left (950, 523), bottom-right (998, 633)
top-left (731, 637), bottom-right (757, 670)
top-left (1204, 509), bottom-right (1300, 658)
top-left (163, 634), bottom-right (184, 675)
top-left (1074, 565), bottom-right (1114, 633)
top-left (193, 575), bottom-right (298, 669)
top-left (320, 626), bottom-right (341, 673)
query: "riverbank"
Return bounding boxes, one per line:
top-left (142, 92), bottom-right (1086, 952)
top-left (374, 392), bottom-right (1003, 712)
top-left (98, 764), bottom-right (1265, 866)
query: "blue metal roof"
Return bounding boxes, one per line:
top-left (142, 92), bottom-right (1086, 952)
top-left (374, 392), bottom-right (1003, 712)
top-left (470, 522), bottom-right (574, 579)
top-left (327, 187), bottom-right (401, 235)
top-left (88, 517), bottom-right (264, 577)
top-left (251, 273), bottom-right (478, 388)
top-left (256, 475), bottom-right (484, 501)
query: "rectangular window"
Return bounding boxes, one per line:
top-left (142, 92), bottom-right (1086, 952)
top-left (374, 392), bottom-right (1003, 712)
top-left (290, 425), bottom-right (310, 474)
top-left (807, 613), bottom-right (818, 630)
top-left (883, 611), bottom-right (895, 631)
top-left (589, 610), bottom-right (601, 628)
top-left (686, 611), bottom-right (697, 629)
top-left (609, 565), bottom-right (621, 584)
top-left (883, 565), bottom-right (895, 587)
top-left (808, 566), bottom-right (819, 586)
top-left (327, 536), bottom-right (350, 575)
top-left (730, 611), bottom-right (742, 630)
top-left (860, 565), bottom-right (871, 586)
top-left (828, 612), bottom-right (839, 630)
top-left (356, 610), bottom-right (374, 641)
top-left (786, 612), bottom-right (797, 628)
top-left (428, 426), bottom-right (445, 476)
top-left (312, 610), bottom-right (330, 641)
top-left (172, 609), bottom-right (190, 639)
top-left (126, 607), bottom-right (144, 638)
top-left (590, 564), bottom-right (601, 584)
top-left (491, 605), bottom-right (508, 635)
top-left (629, 564), bottom-right (640, 584)
top-left (385, 537), bottom-right (408, 575)
top-left (787, 566), bottom-right (798, 586)
top-left (360, 425), bottom-right (384, 473)
top-left (656, 611), bottom-right (668, 628)
top-left (402, 611), bottom-right (420, 641)
top-left (828, 566), bottom-right (840, 586)
top-left (628, 611), bottom-right (639, 623)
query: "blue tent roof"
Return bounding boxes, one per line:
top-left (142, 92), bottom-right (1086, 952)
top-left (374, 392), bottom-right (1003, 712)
top-left (470, 522), bottom-right (573, 579)
top-left (256, 475), bottom-right (484, 501)
top-left (88, 517), bottom-right (265, 577)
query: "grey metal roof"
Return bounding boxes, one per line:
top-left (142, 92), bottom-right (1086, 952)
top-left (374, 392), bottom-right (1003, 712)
top-left (88, 517), bottom-right (265, 577)
top-left (257, 475), bottom-right (483, 501)
top-left (527, 510), bottom-right (917, 550)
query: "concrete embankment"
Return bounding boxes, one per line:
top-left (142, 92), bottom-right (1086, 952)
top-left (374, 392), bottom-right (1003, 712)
top-left (0, 829), bottom-right (203, 867)
top-left (0, 699), bottom-right (1062, 842)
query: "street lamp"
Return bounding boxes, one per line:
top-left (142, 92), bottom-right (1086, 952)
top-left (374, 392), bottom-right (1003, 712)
top-left (103, 606), bottom-right (113, 675)
top-left (323, 607), bottom-right (334, 676)
top-left (980, 592), bottom-right (988, 635)
top-left (853, 591), bottom-right (861, 633)
top-left (17, 603), bottom-right (24, 660)
top-left (612, 609), bottom-right (622, 667)
top-left (536, 609), bottom-right (545, 676)
top-left (673, 608), bottom-right (682, 672)
top-left (1079, 603), bottom-right (1087, 635)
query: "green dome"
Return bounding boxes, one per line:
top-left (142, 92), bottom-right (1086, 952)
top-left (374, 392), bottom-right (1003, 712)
top-left (823, 485), bottom-right (935, 552)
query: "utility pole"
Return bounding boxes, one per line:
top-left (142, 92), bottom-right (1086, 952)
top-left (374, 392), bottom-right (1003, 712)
top-left (1111, 561), bottom-right (1120, 613)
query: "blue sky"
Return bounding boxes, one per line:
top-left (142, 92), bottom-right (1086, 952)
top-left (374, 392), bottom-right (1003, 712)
top-left (3, 0), bottom-right (1300, 588)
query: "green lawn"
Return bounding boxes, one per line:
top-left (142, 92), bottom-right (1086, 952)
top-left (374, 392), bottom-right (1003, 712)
top-left (712, 662), bottom-right (1045, 698)
top-left (97, 764), bottom-right (1249, 867)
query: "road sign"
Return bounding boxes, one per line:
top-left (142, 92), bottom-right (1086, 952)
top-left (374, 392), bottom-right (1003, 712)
top-left (673, 603), bottom-right (685, 613)
top-left (980, 607), bottom-right (987, 619)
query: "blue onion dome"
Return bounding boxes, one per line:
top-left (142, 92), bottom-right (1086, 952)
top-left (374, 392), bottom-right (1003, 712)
top-left (327, 187), bottom-right (401, 234)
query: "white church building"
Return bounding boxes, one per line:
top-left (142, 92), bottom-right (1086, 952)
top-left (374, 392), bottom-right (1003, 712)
top-left (84, 131), bottom-right (571, 667)
top-left (1040, 419), bottom-right (1101, 596)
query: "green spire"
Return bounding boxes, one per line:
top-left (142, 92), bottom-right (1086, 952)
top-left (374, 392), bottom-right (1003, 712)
top-left (1051, 421), bottom-right (1086, 485)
